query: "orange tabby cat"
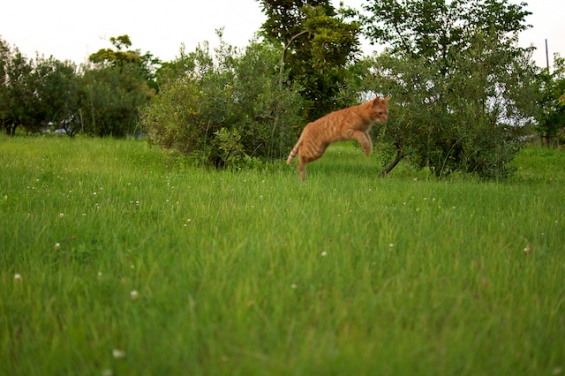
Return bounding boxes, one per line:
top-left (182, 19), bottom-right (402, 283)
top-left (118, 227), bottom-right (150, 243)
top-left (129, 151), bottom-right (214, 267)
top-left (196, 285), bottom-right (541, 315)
top-left (287, 97), bottom-right (389, 180)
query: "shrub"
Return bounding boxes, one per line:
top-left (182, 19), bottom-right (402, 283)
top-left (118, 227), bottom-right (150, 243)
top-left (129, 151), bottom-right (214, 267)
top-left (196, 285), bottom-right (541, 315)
top-left (142, 34), bottom-right (305, 167)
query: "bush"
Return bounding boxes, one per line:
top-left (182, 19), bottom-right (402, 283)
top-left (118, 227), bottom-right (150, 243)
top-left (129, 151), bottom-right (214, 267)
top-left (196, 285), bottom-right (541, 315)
top-left (142, 34), bottom-right (305, 168)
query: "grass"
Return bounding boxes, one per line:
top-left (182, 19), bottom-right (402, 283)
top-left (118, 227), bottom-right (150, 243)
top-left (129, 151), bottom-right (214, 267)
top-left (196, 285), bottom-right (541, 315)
top-left (1, 134), bottom-right (564, 375)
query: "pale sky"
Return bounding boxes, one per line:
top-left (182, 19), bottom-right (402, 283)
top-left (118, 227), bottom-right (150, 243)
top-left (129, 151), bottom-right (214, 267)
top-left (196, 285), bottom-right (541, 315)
top-left (1, 0), bottom-right (564, 68)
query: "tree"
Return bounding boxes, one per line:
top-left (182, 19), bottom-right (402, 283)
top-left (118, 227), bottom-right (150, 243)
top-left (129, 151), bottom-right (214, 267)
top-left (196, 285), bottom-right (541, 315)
top-left (362, 0), bottom-right (531, 68)
top-left (256, 0), bottom-right (361, 121)
top-left (355, 0), bottom-right (538, 178)
top-left (0, 38), bottom-right (8, 94)
top-left (0, 37), bottom-right (11, 133)
top-left (88, 35), bottom-right (160, 92)
top-left (79, 35), bottom-right (158, 137)
top-left (535, 54), bottom-right (565, 147)
top-left (0, 41), bottom-right (35, 135)
top-left (1, 35), bottom-right (155, 137)
top-left (1, 37), bottom-right (82, 136)
top-left (28, 55), bottom-right (80, 135)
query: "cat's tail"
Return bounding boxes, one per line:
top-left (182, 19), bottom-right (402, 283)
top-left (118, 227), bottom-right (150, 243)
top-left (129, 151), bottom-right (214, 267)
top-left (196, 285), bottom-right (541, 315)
top-left (286, 137), bottom-right (302, 164)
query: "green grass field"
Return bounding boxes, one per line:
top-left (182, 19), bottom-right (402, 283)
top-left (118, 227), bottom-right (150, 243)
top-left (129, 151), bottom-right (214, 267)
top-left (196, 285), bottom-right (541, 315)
top-left (1, 135), bottom-right (564, 375)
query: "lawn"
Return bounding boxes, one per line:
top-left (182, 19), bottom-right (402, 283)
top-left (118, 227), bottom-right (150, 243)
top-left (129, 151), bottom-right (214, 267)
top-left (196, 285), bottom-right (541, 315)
top-left (1, 135), bottom-right (564, 375)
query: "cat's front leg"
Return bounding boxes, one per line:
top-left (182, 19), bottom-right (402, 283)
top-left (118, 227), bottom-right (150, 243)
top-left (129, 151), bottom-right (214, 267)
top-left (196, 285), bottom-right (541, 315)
top-left (362, 132), bottom-right (373, 156)
top-left (346, 129), bottom-right (372, 156)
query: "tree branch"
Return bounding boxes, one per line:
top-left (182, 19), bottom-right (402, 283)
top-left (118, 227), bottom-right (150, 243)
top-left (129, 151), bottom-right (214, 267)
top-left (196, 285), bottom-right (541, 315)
top-left (279, 30), bottom-right (310, 88)
top-left (380, 148), bottom-right (403, 177)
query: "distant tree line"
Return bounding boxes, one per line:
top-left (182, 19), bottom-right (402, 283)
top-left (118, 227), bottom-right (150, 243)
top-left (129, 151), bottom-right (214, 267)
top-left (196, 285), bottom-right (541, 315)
top-left (0, 35), bottom-right (157, 137)
top-left (1, 0), bottom-right (564, 178)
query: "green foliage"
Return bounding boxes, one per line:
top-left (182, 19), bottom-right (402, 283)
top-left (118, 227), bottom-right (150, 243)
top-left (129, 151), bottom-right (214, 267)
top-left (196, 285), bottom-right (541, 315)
top-left (80, 35), bottom-right (158, 137)
top-left (361, 0), bottom-right (532, 61)
top-left (256, 0), bottom-right (361, 121)
top-left (142, 34), bottom-right (305, 167)
top-left (0, 37), bottom-right (80, 136)
top-left (88, 34), bottom-right (161, 93)
top-left (0, 39), bottom-right (35, 135)
top-left (256, 0), bottom-right (335, 44)
top-left (89, 35), bottom-right (140, 66)
top-left (213, 127), bottom-right (248, 166)
top-left (0, 35), bottom-right (156, 138)
top-left (79, 65), bottom-right (150, 137)
top-left (535, 54), bottom-right (565, 146)
top-left (353, 0), bottom-right (539, 179)
top-left (0, 38), bottom-right (9, 121)
top-left (32, 56), bottom-right (80, 135)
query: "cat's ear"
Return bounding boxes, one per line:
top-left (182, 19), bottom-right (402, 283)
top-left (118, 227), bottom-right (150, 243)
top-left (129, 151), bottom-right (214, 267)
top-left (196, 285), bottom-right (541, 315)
top-left (372, 97), bottom-right (382, 106)
top-left (383, 96), bottom-right (391, 103)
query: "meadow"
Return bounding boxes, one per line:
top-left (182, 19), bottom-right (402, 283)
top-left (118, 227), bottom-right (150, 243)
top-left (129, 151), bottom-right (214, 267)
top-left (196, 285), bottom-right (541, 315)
top-left (1, 135), bottom-right (564, 375)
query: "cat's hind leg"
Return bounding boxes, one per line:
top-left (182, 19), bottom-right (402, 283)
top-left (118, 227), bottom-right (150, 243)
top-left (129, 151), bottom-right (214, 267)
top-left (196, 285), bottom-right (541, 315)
top-left (298, 154), bottom-right (307, 181)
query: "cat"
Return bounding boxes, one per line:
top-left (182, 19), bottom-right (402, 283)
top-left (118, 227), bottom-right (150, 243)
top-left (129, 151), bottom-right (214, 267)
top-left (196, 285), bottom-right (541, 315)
top-left (287, 97), bottom-right (390, 181)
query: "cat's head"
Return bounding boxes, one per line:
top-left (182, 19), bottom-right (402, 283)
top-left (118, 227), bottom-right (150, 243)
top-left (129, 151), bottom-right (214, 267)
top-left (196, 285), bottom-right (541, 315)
top-left (369, 97), bottom-right (390, 123)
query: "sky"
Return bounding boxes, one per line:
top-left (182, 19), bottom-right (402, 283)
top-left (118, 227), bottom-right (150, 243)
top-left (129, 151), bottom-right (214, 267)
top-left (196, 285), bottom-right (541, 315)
top-left (1, 0), bottom-right (564, 69)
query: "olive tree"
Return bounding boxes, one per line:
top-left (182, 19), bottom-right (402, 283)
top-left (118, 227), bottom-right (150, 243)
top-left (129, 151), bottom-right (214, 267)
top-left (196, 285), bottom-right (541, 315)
top-left (351, 0), bottom-right (539, 178)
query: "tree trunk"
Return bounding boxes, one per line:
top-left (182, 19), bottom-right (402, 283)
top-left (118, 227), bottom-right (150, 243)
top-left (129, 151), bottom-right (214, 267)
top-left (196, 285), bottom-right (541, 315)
top-left (544, 135), bottom-right (552, 147)
top-left (380, 149), bottom-right (403, 177)
top-left (5, 123), bottom-right (17, 136)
